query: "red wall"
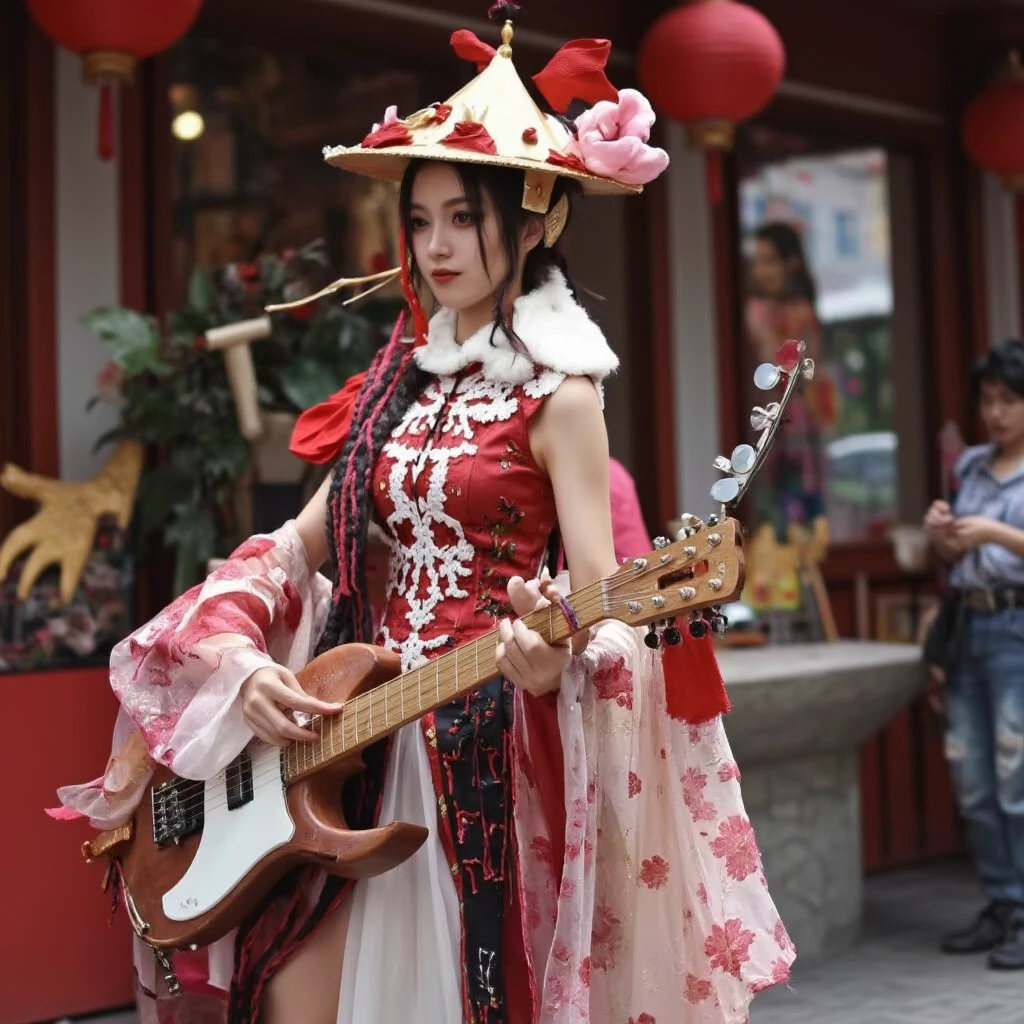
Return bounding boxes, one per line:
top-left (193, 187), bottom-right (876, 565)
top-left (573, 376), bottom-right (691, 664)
top-left (0, 668), bottom-right (134, 1023)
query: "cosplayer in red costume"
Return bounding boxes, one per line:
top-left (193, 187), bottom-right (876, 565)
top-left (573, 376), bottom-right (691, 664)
top-left (54, 6), bottom-right (794, 1022)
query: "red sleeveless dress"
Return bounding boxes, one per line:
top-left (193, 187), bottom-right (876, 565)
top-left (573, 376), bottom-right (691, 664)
top-left (371, 359), bottom-right (571, 1023)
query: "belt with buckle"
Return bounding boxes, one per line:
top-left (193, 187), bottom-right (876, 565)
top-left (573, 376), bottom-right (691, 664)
top-left (961, 588), bottom-right (1024, 612)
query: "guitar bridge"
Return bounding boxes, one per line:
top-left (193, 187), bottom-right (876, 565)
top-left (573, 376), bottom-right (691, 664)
top-left (151, 777), bottom-right (204, 847)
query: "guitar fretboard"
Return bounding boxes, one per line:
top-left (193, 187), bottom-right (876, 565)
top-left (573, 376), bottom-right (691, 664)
top-left (281, 582), bottom-right (608, 784)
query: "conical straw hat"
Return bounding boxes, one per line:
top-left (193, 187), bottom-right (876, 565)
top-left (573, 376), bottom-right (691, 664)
top-left (323, 17), bottom-right (642, 214)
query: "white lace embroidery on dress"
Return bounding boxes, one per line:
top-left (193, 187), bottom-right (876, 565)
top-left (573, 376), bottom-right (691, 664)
top-left (378, 369), bottom-right (562, 670)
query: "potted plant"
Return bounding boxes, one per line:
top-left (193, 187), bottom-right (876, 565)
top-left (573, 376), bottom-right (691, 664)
top-left (86, 241), bottom-right (397, 595)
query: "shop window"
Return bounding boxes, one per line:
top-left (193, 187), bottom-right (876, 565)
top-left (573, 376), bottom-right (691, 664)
top-left (165, 36), bottom-right (442, 302)
top-left (736, 126), bottom-right (924, 544)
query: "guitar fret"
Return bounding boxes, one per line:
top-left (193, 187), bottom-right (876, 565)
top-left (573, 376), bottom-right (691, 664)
top-left (435, 660), bottom-right (441, 703)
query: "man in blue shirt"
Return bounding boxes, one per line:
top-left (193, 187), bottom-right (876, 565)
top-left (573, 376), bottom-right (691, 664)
top-left (924, 339), bottom-right (1024, 970)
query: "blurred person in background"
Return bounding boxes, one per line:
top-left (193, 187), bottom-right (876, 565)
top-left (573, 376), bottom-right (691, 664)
top-left (924, 338), bottom-right (1024, 971)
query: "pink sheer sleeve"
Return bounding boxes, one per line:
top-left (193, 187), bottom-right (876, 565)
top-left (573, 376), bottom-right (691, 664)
top-left (53, 522), bottom-right (332, 828)
top-left (512, 622), bottom-right (794, 1023)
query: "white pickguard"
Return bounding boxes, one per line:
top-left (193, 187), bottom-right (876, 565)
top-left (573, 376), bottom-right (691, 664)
top-left (163, 743), bottom-right (295, 922)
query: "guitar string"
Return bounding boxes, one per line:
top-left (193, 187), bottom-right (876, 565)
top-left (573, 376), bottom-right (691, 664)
top-left (144, 560), bottom-right (733, 821)
top-left (143, 576), bottom-right (732, 822)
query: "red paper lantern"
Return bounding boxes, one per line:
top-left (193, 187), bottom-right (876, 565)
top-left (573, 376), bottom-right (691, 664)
top-left (962, 52), bottom-right (1024, 191)
top-left (26, 0), bottom-right (203, 161)
top-left (637, 0), bottom-right (785, 201)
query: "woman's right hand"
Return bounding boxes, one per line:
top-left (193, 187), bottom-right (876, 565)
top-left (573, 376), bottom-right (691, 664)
top-left (240, 665), bottom-right (343, 746)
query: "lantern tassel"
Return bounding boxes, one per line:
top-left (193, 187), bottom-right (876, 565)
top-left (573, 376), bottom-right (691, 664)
top-left (705, 149), bottom-right (723, 205)
top-left (98, 81), bottom-right (115, 161)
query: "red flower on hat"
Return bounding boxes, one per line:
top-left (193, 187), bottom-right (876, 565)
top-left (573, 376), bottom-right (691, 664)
top-left (361, 104), bottom-right (412, 148)
top-left (546, 149), bottom-right (590, 175)
top-left (362, 121), bottom-right (412, 149)
top-left (442, 121), bottom-right (498, 155)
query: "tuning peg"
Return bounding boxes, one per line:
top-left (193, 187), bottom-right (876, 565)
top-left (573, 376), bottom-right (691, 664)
top-left (711, 612), bottom-right (729, 636)
top-left (753, 362), bottom-right (782, 391)
top-left (709, 477), bottom-right (740, 504)
top-left (675, 513), bottom-right (705, 540)
top-left (730, 444), bottom-right (757, 475)
top-left (653, 536), bottom-right (670, 549)
top-left (663, 623), bottom-right (682, 646)
top-left (713, 455), bottom-right (732, 473)
top-left (801, 357), bottom-right (815, 381)
top-left (707, 513), bottom-right (719, 527)
top-left (644, 626), bottom-right (661, 650)
top-left (688, 612), bottom-right (708, 639)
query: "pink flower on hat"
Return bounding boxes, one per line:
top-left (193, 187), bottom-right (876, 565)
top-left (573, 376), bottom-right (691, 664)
top-left (573, 89), bottom-right (669, 186)
top-left (371, 105), bottom-right (399, 133)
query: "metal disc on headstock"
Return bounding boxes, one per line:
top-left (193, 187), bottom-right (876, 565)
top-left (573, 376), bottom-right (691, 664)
top-left (709, 476), bottom-right (740, 504)
top-left (753, 362), bottom-right (782, 391)
top-left (730, 443), bottom-right (757, 475)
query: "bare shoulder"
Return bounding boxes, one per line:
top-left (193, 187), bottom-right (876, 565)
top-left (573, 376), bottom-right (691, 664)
top-left (530, 375), bottom-right (607, 473)
top-left (538, 375), bottom-right (603, 420)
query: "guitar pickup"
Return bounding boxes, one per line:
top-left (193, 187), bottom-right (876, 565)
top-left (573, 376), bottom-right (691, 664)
top-left (225, 751), bottom-right (255, 811)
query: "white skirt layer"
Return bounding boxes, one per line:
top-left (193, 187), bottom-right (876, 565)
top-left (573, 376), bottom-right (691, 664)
top-left (338, 721), bottom-right (463, 1023)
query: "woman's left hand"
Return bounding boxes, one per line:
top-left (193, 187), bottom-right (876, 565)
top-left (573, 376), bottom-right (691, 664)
top-left (496, 575), bottom-right (571, 697)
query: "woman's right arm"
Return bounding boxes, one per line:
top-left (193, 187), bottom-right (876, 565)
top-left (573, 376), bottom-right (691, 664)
top-left (239, 472), bottom-right (342, 746)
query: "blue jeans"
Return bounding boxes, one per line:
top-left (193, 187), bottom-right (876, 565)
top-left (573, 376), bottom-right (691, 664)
top-left (946, 608), bottom-right (1024, 907)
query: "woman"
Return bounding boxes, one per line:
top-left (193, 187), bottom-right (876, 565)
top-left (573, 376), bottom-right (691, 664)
top-left (745, 221), bottom-right (833, 535)
top-left (924, 339), bottom-right (1024, 972)
top-left (56, 7), bottom-right (793, 1022)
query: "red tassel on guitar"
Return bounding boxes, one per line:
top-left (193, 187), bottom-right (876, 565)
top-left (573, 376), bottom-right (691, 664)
top-left (661, 632), bottom-right (731, 724)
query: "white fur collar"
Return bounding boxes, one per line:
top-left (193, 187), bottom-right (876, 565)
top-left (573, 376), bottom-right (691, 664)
top-left (413, 269), bottom-right (619, 384)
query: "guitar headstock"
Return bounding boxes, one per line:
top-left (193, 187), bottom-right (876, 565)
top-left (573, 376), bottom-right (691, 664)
top-left (602, 517), bottom-right (744, 644)
top-left (709, 338), bottom-right (815, 510)
top-left (605, 340), bottom-right (814, 648)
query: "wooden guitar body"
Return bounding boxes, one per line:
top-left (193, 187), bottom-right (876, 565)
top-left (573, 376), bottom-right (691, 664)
top-left (105, 645), bottom-right (428, 951)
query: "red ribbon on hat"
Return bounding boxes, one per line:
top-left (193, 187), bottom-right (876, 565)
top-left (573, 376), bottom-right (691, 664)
top-left (532, 38), bottom-right (619, 114)
top-left (450, 29), bottom-right (496, 71)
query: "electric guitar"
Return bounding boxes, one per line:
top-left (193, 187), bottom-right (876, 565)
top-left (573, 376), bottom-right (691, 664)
top-left (79, 341), bottom-right (813, 989)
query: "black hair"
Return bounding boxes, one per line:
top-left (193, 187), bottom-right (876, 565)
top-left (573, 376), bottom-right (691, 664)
top-left (317, 159), bottom-right (578, 652)
top-left (754, 220), bottom-right (817, 305)
top-left (398, 158), bottom-right (580, 351)
top-left (971, 339), bottom-right (1024, 402)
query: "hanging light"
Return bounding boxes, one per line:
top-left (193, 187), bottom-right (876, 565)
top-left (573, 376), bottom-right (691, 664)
top-left (962, 51), bottom-right (1024, 190)
top-left (637, 0), bottom-right (786, 202)
top-left (26, 0), bottom-right (203, 160)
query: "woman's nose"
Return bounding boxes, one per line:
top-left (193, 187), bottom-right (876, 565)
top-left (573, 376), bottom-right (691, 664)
top-left (427, 224), bottom-right (451, 259)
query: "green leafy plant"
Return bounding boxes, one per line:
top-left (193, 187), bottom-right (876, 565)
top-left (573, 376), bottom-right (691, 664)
top-left (86, 242), bottom-right (400, 595)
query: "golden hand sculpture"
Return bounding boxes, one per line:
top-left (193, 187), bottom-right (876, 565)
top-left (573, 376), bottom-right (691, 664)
top-left (0, 440), bottom-right (144, 604)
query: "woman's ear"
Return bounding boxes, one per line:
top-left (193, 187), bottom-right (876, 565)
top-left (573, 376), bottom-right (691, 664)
top-left (520, 214), bottom-right (545, 255)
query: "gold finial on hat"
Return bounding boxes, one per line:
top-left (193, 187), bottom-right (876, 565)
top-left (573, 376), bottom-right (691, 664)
top-left (488, 2), bottom-right (520, 57)
top-left (498, 19), bottom-right (514, 57)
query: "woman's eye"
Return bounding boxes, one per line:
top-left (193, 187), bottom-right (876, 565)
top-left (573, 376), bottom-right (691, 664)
top-left (410, 217), bottom-right (429, 231)
top-left (453, 210), bottom-right (475, 226)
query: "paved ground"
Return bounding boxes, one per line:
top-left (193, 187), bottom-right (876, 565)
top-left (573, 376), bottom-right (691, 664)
top-left (752, 859), bottom-right (1023, 1024)
top-left (59, 860), bottom-right (1021, 1024)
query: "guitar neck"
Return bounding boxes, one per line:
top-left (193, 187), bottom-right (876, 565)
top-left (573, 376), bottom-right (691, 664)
top-left (281, 581), bottom-right (607, 784)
